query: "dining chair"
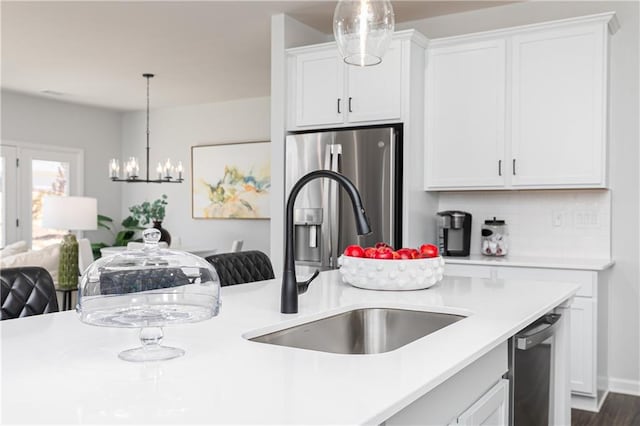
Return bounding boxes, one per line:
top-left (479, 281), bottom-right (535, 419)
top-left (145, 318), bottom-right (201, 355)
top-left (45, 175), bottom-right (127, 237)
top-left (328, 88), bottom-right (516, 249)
top-left (204, 251), bottom-right (274, 287)
top-left (230, 240), bottom-right (243, 253)
top-left (78, 238), bottom-right (94, 275)
top-left (1, 266), bottom-right (59, 320)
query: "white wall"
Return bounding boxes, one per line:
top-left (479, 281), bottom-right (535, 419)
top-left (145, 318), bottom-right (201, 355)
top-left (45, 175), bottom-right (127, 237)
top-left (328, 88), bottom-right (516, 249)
top-left (120, 96), bottom-right (271, 254)
top-left (438, 190), bottom-right (611, 259)
top-left (1, 90), bottom-right (122, 245)
top-left (400, 1), bottom-right (639, 392)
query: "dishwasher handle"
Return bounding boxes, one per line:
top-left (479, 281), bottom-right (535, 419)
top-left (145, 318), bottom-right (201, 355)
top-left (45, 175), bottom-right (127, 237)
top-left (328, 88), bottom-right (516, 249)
top-left (516, 314), bottom-right (561, 350)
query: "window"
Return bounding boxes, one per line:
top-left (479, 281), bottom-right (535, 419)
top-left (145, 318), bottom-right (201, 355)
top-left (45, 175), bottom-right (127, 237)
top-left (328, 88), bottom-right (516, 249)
top-left (31, 158), bottom-right (71, 249)
top-left (1, 142), bottom-right (83, 249)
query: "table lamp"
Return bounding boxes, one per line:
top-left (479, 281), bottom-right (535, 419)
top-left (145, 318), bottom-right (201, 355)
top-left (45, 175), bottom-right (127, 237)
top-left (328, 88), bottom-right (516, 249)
top-left (42, 196), bottom-right (97, 289)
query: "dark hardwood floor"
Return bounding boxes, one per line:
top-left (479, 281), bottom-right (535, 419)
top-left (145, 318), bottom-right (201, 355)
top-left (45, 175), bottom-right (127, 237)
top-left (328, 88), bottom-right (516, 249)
top-left (572, 393), bottom-right (640, 426)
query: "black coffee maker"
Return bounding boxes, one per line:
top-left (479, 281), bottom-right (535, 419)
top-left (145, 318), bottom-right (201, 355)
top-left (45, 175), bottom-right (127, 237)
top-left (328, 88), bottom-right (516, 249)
top-left (436, 211), bottom-right (472, 256)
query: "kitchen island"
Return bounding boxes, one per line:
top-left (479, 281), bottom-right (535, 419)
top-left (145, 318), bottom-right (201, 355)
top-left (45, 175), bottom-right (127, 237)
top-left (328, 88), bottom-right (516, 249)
top-left (1, 270), bottom-right (578, 424)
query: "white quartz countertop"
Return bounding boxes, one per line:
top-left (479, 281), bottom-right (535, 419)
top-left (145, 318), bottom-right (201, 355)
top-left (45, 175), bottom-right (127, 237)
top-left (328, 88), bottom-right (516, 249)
top-left (1, 270), bottom-right (579, 424)
top-left (444, 254), bottom-right (614, 271)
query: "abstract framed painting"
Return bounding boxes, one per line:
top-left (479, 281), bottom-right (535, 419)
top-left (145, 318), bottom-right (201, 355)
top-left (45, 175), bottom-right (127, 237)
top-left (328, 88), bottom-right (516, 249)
top-left (191, 141), bottom-right (271, 219)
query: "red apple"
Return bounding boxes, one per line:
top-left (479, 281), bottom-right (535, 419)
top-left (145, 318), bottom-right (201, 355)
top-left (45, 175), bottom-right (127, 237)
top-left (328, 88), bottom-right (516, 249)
top-left (396, 248), bottom-right (414, 260)
top-left (376, 246), bottom-right (393, 254)
top-left (364, 247), bottom-right (377, 258)
top-left (343, 245), bottom-right (365, 258)
top-left (374, 249), bottom-right (394, 260)
top-left (419, 244), bottom-right (439, 258)
top-left (375, 242), bottom-right (392, 250)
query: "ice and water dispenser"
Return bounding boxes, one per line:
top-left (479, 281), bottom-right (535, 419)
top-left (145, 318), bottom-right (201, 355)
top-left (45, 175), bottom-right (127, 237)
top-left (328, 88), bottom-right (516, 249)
top-left (294, 208), bottom-right (322, 263)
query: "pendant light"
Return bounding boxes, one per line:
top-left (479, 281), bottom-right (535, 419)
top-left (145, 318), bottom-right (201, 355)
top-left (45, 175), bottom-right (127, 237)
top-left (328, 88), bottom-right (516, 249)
top-left (109, 74), bottom-right (183, 183)
top-left (333, 0), bottom-right (395, 66)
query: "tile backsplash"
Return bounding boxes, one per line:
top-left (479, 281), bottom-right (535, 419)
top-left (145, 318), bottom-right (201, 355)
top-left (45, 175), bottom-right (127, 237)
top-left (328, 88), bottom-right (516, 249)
top-left (437, 190), bottom-right (611, 259)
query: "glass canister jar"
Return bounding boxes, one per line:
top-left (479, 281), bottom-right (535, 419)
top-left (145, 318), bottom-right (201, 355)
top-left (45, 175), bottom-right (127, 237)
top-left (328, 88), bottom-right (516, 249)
top-left (481, 217), bottom-right (509, 256)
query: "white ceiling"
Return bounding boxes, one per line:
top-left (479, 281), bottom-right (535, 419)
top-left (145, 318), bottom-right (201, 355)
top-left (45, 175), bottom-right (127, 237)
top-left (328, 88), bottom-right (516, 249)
top-left (2, 1), bottom-right (509, 111)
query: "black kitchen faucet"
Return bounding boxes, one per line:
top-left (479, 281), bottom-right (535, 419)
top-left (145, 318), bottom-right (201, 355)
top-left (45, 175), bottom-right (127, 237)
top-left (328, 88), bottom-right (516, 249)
top-left (281, 170), bottom-right (371, 314)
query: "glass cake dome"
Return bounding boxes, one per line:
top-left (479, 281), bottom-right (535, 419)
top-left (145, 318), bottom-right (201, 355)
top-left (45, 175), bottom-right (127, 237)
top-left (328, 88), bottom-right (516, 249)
top-left (78, 228), bottom-right (221, 362)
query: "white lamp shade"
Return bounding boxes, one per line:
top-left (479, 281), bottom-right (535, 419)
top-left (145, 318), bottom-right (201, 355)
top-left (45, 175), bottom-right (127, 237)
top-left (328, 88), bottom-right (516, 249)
top-left (42, 196), bottom-right (98, 231)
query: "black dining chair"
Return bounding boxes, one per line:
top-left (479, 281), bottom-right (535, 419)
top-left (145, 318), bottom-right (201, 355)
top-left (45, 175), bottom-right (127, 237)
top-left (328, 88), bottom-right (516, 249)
top-left (204, 250), bottom-right (275, 287)
top-left (1, 267), bottom-right (60, 320)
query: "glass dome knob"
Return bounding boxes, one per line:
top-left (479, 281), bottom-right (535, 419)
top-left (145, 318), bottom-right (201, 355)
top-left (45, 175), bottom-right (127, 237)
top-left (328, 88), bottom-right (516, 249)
top-left (143, 228), bottom-right (162, 247)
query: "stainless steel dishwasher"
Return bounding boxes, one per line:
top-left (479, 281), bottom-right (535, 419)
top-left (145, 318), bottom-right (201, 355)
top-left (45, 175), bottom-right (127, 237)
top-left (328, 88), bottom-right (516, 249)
top-left (508, 313), bottom-right (562, 426)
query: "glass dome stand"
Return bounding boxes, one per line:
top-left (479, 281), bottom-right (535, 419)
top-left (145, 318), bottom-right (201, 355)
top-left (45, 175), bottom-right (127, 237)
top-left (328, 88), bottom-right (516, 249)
top-left (118, 327), bottom-right (185, 362)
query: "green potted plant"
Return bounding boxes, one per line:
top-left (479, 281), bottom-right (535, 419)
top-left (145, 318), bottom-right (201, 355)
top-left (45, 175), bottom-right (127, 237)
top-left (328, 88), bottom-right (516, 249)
top-left (128, 194), bottom-right (171, 245)
top-left (91, 214), bottom-right (145, 259)
top-left (91, 195), bottom-right (171, 258)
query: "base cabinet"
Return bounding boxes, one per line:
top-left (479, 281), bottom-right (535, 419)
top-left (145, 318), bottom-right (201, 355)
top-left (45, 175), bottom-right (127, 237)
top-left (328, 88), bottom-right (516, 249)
top-left (444, 263), bottom-right (602, 400)
top-left (455, 379), bottom-right (509, 426)
top-left (385, 343), bottom-right (508, 426)
top-left (568, 297), bottom-right (596, 395)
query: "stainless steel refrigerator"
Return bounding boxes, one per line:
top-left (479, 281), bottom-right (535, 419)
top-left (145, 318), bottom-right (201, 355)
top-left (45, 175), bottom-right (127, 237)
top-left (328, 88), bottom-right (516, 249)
top-left (285, 125), bottom-right (402, 270)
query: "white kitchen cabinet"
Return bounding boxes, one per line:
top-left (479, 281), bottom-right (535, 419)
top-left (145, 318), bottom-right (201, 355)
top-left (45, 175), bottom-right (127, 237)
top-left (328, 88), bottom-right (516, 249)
top-left (510, 24), bottom-right (608, 187)
top-left (444, 262), bottom-right (605, 402)
top-left (345, 43), bottom-right (402, 123)
top-left (456, 379), bottom-right (509, 426)
top-left (424, 12), bottom-right (618, 191)
top-left (568, 297), bottom-right (596, 395)
top-left (386, 343), bottom-right (508, 426)
top-left (287, 35), bottom-right (411, 130)
top-left (425, 39), bottom-right (506, 189)
top-left (293, 49), bottom-right (344, 127)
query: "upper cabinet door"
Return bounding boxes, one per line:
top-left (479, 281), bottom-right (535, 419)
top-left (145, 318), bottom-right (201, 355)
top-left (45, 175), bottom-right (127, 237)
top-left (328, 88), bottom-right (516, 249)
top-left (425, 39), bottom-right (506, 189)
top-left (510, 24), bottom-right (607, 188)
top-left (346, 41), bottom-right (402, 123)
top-left (294, 49), bottom-right (345, 127)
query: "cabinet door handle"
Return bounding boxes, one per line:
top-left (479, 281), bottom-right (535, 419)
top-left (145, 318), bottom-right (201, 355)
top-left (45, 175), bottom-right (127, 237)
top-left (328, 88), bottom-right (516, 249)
top-left (498, 160), bottom-right (502, 176)
top-left (348, 97), bottom-right (353, 113)
top-left (512, 159), bottom-right (516, 175)
top-left (337, 98), bottom-right (341, 114)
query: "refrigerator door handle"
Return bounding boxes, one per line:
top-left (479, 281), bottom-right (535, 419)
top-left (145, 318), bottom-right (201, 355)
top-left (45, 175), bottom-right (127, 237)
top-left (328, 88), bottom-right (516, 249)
top-left (322, 145), bottom-right (333, 268)
top-left (329, 144), bottom-right (342, 267)
top-left (389, 129), bottom-right (396, 248)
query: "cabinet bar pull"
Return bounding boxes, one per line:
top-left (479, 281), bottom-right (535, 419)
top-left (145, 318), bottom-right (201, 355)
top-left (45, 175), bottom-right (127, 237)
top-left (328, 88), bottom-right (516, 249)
top-left (348, 97), bottom-right (353, 112)
top-left (337, 98), bottom-right (341, 114)
top-left (512, 159), bottom-right (516, 175)
top-left (498, 160), bottom-right (502, 176)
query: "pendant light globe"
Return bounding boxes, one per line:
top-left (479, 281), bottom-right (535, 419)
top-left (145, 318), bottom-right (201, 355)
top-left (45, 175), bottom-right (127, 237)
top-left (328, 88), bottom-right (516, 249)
top-left (333, 0), bottom-right (395, 67)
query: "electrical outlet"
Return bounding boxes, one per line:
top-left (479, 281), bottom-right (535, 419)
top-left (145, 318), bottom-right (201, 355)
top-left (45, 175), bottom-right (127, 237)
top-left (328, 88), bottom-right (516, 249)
top-left (574, 209), bottom-right (600, 228)
top-left (552, 210), bottom-right (563, 227)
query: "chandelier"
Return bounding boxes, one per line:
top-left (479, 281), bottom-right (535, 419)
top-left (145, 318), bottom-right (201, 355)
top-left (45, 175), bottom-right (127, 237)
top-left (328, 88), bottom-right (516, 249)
top-left (333, 0), bottom-right (395, 66)
top-left (109, 74), bottom-right (183, 183)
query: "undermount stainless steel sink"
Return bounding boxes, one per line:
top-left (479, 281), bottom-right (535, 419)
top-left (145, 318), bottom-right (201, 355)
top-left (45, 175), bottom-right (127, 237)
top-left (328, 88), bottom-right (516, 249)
top-left (249, 308), bottom-right (466, 354)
